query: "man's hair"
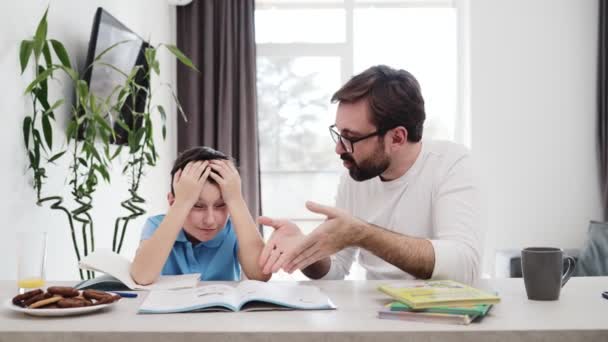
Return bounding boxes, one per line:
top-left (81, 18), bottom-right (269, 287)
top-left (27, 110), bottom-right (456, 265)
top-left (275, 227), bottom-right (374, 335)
top-left (331, 65), bottom-right (425, 142)
top-left (170, 146), bottom-right (230, 195)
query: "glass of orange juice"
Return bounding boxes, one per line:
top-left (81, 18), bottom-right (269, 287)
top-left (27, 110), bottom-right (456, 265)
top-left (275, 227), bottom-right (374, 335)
top-left (16, 231), bottom-right (47, 294)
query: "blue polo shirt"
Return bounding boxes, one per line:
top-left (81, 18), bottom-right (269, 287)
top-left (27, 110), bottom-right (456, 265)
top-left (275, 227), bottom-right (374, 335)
top-left (140, 215), bottom-right (240, 281)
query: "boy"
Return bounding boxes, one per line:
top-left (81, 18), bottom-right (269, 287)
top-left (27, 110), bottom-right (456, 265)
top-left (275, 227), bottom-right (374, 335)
top-left (130, 147), bottom-right (270, 284)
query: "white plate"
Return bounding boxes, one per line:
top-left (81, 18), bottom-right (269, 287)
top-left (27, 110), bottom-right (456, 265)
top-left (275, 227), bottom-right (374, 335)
top-left (4, 298), bottom-right (116, 317)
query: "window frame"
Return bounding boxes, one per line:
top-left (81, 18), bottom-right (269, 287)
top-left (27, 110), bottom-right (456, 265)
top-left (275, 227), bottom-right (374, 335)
top-left (255, 0), bottom-right (468, 224)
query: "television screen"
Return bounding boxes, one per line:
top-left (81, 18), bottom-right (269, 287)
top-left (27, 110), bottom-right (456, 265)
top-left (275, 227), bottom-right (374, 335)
top-left (82, 7), bottom-right (149, 145)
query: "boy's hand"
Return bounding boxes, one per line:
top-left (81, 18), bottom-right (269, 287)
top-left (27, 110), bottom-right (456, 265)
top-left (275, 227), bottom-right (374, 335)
top-left (209, 160), bottom-right (242, 205)
top-left (173, 161), bottom-right (210, 208)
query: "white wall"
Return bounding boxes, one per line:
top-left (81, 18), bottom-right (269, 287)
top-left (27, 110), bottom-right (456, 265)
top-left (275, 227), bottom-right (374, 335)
top-left (469, 0), bottom-right (602, 274)
top-left (0, 0), bottom-right (177, 280)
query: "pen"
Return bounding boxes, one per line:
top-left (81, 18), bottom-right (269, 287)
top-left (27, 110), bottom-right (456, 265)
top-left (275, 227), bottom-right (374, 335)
top-left (110, 291), bottom-right (138, 298)
top-left (602, 292), bottom-right (608, 300)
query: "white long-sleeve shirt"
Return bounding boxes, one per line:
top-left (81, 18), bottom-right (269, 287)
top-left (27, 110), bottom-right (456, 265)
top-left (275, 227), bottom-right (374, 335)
top-left (320, 140), bottom-right (482, 284)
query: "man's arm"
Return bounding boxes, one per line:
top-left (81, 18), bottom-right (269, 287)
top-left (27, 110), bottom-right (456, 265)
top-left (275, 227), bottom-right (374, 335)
top-left (284, 204), bottom-right (433, 279)
top-left (355, 223), bottom-right (435, 279)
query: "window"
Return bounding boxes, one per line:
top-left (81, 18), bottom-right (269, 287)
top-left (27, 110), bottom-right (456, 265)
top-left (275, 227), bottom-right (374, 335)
top-left (255, 0), bottom-right (465, 280)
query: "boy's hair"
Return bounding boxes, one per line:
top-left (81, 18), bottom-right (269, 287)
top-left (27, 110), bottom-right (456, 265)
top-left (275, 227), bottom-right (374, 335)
top-left (331, 65), bottom-right (425, 142)
top-left (170, 146), bottom-right (230, 195)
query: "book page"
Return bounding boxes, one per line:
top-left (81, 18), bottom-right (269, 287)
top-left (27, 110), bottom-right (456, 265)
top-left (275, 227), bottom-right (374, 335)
top-left (79, 249), bottom-right (200, 290)
top-left (139, 284), bottom-right (239, 313)
top-left (235, 280), bottom-right (335, 310)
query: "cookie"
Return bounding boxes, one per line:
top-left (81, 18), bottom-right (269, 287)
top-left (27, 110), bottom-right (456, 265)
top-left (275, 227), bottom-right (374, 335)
top-left (57, 298), bottom-right (88, 308)
top-left (82, 289), bottom-right (112, 301)
top-left (47, 286), bottom-right (80, 298)
top-left (93, 294), bottom-right (120, 305)
top-left (23, 292), bottom-right (52, 307)
top-left (29, 295), bottom-right (62, 308)
top-left (12, 289), bottom-right (43, 306)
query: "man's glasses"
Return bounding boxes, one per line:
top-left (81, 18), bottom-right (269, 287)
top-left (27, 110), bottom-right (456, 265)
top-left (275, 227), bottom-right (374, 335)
top-left (328, 124), bottom-right (386, 154)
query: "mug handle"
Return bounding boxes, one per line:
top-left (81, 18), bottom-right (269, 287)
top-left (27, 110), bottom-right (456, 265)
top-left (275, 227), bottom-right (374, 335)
top-left (561, 256), bottom-right (576, 287)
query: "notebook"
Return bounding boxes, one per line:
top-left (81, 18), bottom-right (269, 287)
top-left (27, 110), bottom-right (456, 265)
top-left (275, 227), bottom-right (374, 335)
top-left (78, 249), bottom-right (200, 291)
top-left (378, 280), bottom-right (500, 309)
top-left (138, 280), bottom-right (337, 313)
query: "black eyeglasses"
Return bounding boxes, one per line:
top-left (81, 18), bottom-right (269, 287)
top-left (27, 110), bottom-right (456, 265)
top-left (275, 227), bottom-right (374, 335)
top-left (328, 124), bottom-right (385, 154)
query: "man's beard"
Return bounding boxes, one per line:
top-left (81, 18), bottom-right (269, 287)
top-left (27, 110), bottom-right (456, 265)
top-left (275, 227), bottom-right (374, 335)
top-left (341, 150), bottom-right (390, 182)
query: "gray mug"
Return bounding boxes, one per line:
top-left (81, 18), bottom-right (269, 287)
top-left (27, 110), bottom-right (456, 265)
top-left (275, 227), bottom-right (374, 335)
top-left (521, 247), bottom-right (576, 300)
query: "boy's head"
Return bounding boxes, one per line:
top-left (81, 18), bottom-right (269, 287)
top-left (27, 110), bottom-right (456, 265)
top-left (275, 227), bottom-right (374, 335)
top-left (168, 146), bottom-right (232, 244)
top-left (169, 146), bottom-right (230, 195)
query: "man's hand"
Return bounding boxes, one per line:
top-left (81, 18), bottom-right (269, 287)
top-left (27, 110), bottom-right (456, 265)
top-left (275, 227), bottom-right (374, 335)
top-left (283, 201), bottom-right (366, 273)
top-left (209, 160), bottom-right (242, 205)
top-left (258, 217), bottom-right (306, 274)
top-left (173, 161), bottom-right (210, 208)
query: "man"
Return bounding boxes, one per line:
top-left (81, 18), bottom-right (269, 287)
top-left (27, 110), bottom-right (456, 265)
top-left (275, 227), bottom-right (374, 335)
top-left (258, 65), bottom-right (481, 284)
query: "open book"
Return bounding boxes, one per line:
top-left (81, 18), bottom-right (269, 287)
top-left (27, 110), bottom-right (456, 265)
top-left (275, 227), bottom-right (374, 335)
top-left (78, 249), bottom-right (200, 291)
top-left (138, 280), bottom-right (337, 313)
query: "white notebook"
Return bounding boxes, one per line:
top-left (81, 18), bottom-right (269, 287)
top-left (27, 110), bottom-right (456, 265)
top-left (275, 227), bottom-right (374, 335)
top-left (79, 249), bottom-right (200, 291)
top-left (139, 280), bottom-right (336, 313)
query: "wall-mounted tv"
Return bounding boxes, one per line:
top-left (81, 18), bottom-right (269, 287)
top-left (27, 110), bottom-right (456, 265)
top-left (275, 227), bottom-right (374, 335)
top-left (82, 7), bottom-right (149, 145)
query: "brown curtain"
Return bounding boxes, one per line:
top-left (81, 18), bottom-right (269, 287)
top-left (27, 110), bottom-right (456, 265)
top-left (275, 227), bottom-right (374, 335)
top-left (600, 0), bottom-right (608, 220)
top-left (176, 0), bottom-right (261, 218)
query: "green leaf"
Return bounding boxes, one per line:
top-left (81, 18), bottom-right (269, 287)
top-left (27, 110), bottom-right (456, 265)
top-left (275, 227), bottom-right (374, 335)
top-left (56, 65), bottom-right (78, 80)
top-left (28, 151), bottom-right (36, 168)
top-left (93, 112), bottom-right (112, 133)
top-left (66, 120), bottom-right (77, 143)
top-left (145, 47), bottom-right (160, 75)
top-left (157, 105), bottom-right (167, 122)
top-left (49, 39), bottom-right (71, 68)
top-left (169, 86), bottom-right (188, 122)
top-left (164, 44), bottom-right (198, 72)
top-left (93, 39), bottom-right (131, 63)
top-left (42, 42), bottom-right (53, 70)
top-left (145, 117), bottom-right (153, 139)
top-left (19, 40), bottom-right (34, 74)
top-left (98, 126), bottom-right (109, 145)
top-left (41, 114), bottom-right (53, 150)
top-left (37, 65), bottom-right (48, 101)
top-left (162, 125), bottom-right (166, 140)
top-left (33, 8), bottom-right (48, 60)
top-left (144, 152), bottom-right (155, 166)
top-left (110, 145), bottom-right (123, 160)
top-left (33, 143), bottom-right (40, 166)
top-left (48, 150), bottom-right (66, 163)
top-left (96, 165), bottom-right (110, 183)
top-left (23, 117), bottom-right (32, 149)
top-left (90, 148), bottom-right (102, 164)
top-left (24, 66), bottom-right (54, 94)
top-left (76, 80), bottom-right (88, 99)
top-left (93, 61), bottom-right (129, 79)
top-left (115, 119), bottom-right (131, 133)
top-left (44, 99), bottom-right (64, 116)
top-left (32, 130), bottom-right (47, 153)
top-left (78, 157), bottom-right (88, 167)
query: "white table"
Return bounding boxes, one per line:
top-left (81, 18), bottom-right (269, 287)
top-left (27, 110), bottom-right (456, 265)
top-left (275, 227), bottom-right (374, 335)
top-left (1, 277), bottom-right (607, 342)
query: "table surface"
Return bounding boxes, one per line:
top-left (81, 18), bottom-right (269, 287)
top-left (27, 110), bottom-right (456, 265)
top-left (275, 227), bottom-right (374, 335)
top-left (1, 277), bottom-right (607, 342)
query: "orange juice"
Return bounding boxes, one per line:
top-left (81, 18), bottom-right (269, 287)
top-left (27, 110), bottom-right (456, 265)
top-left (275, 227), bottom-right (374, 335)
top-left (18, 278), bottom-right (45, 289)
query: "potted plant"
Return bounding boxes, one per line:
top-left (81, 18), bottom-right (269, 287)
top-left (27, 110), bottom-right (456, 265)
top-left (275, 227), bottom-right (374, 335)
top-left (20, 8), bottom-right (196, 279)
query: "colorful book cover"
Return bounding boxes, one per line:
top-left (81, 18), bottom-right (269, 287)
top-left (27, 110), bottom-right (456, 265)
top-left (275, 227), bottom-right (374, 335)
top-left (378, 280), bottom-right (500, 309)
top-left (386, 301), bottom-right (492, 317)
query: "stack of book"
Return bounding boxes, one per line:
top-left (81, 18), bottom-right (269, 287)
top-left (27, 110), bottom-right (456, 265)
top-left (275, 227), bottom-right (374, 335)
top-left (377, 280), bottom-right (500, 325)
